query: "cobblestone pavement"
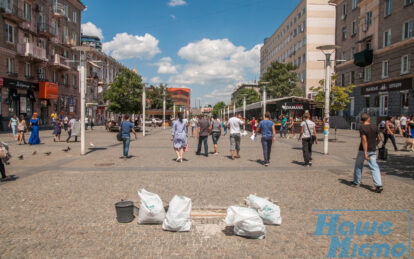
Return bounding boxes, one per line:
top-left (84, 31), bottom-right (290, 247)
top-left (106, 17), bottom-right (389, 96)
top-left (0, 127), bottom-right (413, 258)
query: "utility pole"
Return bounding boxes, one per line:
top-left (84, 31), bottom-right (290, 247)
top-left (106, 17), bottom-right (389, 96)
top-left (142, 85), bottom-right (146, 136)
top-left (80, 52), bottom-right (86, 155)
top-left (163, 88), bottom-right (166, 130)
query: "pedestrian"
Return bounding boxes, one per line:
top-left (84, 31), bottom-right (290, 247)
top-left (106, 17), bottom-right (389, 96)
top-left (382, 116), bottom-right (398, 151)
top-left (0, 153), bottom-right (9, 182)
top-left (120, 114), bottom-right (137, 159)
top-left (222, 117), bottom-right (228, 136)
top-left (8, 114), bottom-right (18, 140)
top-left (90, 117), bottom-right (94, 130)
top-left (287, 116), bottom-right (295, 139)
top-left (63, 115), bottom-right (69, 132)
top-left (210, 115), bottom-right (222, 155)
top-left (400, 114), bottom-right (408, 137)
top-left (191, 116), bottom-right (198, 137)
top-left (228, 113), bottom-right (244, 160)
top-left (66, 117), bottom-right (77, 142)
top-left (255, 112), bottom-right (276, 166)
top-left (251, 117), bottom-right (256, 133)
top-left (280, 114), bottom-right (287, 138)
top-left (352, 113), bottom-right (383, 193)
top-left (395, 116), bottom-right (402, 136)
top-left (53, 118), bottom-right (63, 142)
top-left (171, 113), bottom-right (187, 162)
top-left (17, 115), bottom-right (27, 145)
top-left (404, 116), bottom-right (414, 151)
top-left (85, 117), bottom-right (89, 130)
top-left (298, 112), bottom-right (318, 167)
top-left (28, 113), bottom-right (40, 145)
top-left (196, 114), bottom-right (210, 157)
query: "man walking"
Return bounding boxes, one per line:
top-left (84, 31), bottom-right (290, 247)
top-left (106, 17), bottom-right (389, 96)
top-left (120, 115), bottom-right (137, 159)
top-left (280, 114), bottom-right (287, 138)
top-left (401, 114), bottom-right (407, 137)
top-left (196, 114), bottom-right (210, 157)
top-left (255, 112), bottom-right (276, 166)
top-left (353, 113), bottom-right (383, 193)
top-left (228, 113), bottom-right (244, 160)
top-left (191, 116), bottom-right (198, 137)
top-left (66, 117), bottom-right (78, 142)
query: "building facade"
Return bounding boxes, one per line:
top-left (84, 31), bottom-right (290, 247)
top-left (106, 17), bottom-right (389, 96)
top-left (0, 0), bottom-right (85, 129)
top-left (260, 0), bottom-right (336, 99)
top-left (168, 88), bottom-right (191, 114)
top-left (331, 0), bottom-right (414, 124)
top-left (231, 83), bottom-right (260, 102)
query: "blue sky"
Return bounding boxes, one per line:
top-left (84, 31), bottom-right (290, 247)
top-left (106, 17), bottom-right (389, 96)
top-left (81, 0), bottom-right (301, 107)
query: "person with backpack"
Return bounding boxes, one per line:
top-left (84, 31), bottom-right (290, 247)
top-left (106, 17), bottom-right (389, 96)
top-left (298, 112), bottom-right (318, 167)
top-left (352, 113), bottom-right (383, 193)
top-left (120, 115), bottom-right (137, 159)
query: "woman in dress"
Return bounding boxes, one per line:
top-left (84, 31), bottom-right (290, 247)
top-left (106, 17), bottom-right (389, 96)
top-left (8, 114), bottom-right (18, 140)
top-left (53, 118), bottom-right (63, 142)
top-left (171, 113), bottom-right (187, 162)
top-left (17, 115), bottom-right (28, 145)
top-left (28, 112), bottom-right (40, 145)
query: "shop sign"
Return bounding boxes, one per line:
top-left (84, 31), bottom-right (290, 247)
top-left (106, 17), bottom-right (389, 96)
top-left (278, 102), bottom-right (309, 110)
top-left (361, 78), bottom-right (412, 95)
top-left (38, 82), bottom-right (58, 100)
top-left (2, 78), bottom-right (38, 90)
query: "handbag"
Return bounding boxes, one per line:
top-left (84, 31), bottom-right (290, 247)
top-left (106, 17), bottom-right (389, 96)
top-left (0, 147), bottom-right (7, 159)
top-left (116, 131), bottom-right (123, 142)
top-left (304, 120), bottom-right (316, 144)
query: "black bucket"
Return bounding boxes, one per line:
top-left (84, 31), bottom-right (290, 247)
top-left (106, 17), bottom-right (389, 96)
top-left (115, 201), bottom-right (135, 223)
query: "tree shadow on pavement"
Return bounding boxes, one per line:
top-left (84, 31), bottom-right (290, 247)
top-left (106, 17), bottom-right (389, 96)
top-left (338, 179), bottom-right (375, 192)
top-left (377, 153), bottom-right (414, 180)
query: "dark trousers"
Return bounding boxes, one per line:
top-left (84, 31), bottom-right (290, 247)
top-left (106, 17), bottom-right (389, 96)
top-left (66, 130), bottom-right (78, 142)
top-left (197, 136), bottom-right (208, 155)
top-left (383, 133), bottom-right (398, 150)
top-left (0, 159), bottom-right (6, 179)
top-left (261, 136), bottom-right (273, 163)
top-left (302, 138), bottom-right (313, 165)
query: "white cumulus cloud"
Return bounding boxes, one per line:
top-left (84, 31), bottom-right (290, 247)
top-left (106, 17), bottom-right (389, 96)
top-left (168, 0), bottom-right (187, 7)
top-left (103, 33), bottom-right (161, 60)
top-left (81, 22), bottom-right (103, 40)
top-left (150, 76), bottom-right (162, 84)
top-left (155, 57), bottom-right (178, 74)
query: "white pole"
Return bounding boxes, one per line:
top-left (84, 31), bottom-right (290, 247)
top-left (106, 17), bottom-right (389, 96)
top-left (142, 85), bottom-right (146, 137)
top-left (163, 88), bottom-right (166, 129)
top-left (80, 52), bottom-right (86, 155)
top-left (227, 106), bottom-right (230, 118)
top-left (173, 102), bottom-right (176, 119)
top-left (263, 84), bottom-right (267, 118)
top-left (324, 53), bottom-right (331, 155)
top-left (243, 95), bottom-right (246, 131)
top-left (233, 103), bottom-right (236, 116)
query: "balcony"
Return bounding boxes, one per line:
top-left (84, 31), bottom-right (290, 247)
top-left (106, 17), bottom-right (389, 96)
top-left (50, 54), bottom-right (70, 70)
top-left (0, 2), bottom-right (24, 22)
top-left (38, 23), bottom-right (55, 38)
top-left (16, 43), bottom-right (47, 61)
top-left (353, 49), bottom-right (373, 67)
top-left (52, 3), bottom-right (65, 17)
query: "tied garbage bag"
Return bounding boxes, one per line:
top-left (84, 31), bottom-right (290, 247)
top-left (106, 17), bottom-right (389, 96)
top-left (162, 195), bottom-right (192, 232)
top-left (224, 206), bottom-right (265, 239)
top-left (137, 189), bottom-right (166, 224)
top-left (247, 194), bottom-right (282, 225)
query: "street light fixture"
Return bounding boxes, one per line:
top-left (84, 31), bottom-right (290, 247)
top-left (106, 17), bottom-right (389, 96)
top-left (316, 45), bottom-right (340, 155)
top-left (142, 83), bottom-right (147, 137)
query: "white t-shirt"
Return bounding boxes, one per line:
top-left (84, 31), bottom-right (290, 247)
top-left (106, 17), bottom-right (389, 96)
top-left (228, 117), bottom-right (244, 134)
top-left (191, 118), bottom-right (198, 127)
top-left (301, 120), bottom-right (315, 138)
top-left (400, 116), bottom-right (407, 126)
top-left (69, 118), bottom-right (76, 130)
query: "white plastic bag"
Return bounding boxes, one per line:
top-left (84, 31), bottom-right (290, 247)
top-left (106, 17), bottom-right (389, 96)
top-left (247, 194), bottom-right (282, 225)
top-left (162, 195), bottom-right (192, 232)
top-left (137, 189), bottom-right (166, 224)
top-left (224, 206), bottom-right (265, 239)
top-left (250, 134), bottom-right (256, 142)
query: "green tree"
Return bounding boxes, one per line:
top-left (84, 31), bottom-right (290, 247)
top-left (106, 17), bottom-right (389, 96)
top-left (147, 83), bottom-right (174, 109)
top-left (260, 61), bottom-right (303, 97)
top-left (212, 101), bottom-right (226, 117)
top-left (103, 68), bottom-right (143, 114)
top-left (234, 88), bottom-right (260, 107)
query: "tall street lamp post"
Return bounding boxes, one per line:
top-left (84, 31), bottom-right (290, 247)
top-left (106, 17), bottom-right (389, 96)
top-left (142, 84), bottom-right (146, 137)
top-left (243, 95), bottom-right (246, 131)
top-left (260, 81), bottom-right (270, 118)
top-left (316, 45), bottom-right (339, 155)
top-left (163, 88), bottom-right (166, 130)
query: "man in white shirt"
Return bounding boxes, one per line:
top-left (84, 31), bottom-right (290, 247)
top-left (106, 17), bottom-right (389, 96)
top-left (400, 115), bottom-right (407, 137)
top-left (66, 117), bottom-right (77, 142)
top-left (191, 116), bottom-right (198, 137)
top-left (227, 113), bottom-right (244, 160)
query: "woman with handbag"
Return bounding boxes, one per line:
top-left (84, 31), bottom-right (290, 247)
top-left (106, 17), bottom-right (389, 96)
top-left (17, 115), bottom-right (28, 145)
top-left (171, 113), bottom-right (187, 162)
top-left (28, 113), bottom-right (41, 145)
top-left (298, 112), bottom-right (318, 167)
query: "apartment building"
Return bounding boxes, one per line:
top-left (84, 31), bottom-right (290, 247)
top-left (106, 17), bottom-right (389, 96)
top-left (75, 43), bottom-right (125, 125)
top-left (331, 0), bottom-right (414, 122)
top-left (0, 0), bottom-right (85, 129)
top-left (260, 0), bottom-right (336, 99)
top-left (231, 83), bottom-right (260, 102)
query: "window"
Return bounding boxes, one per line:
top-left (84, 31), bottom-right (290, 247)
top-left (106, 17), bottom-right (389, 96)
top-left (404, 0), bottom-right (414, 5)
top-left (401, 91), bottom-right (409, 109)
top-left (350, 97), bottom-right (355, 116)
top-left (402, 20), bottom-right (413, 40)
top-left (63, 5), bottom-right (68, 17)
top-left (72, 75), bottom-right (77, 88)
top-left (39, 67), bottom-right (46, 80)
top-left (72, 11), bottom-right (77, 23)
top-left (379, 94), bottom-right (388, 116)
top-left (352, 20), bottom-right (357, 35)
top-left (72, 32), bottom-right (77, 44)
top-left (384, 0), bottom-right (392, 16)
top-left (5, 23), bottom-right (14, 43)
top-left (24, 2), bottom-right (31, 21)
top-left (351, 47), bottom-right (356, 59)
top-left (352, 0), bottom-right (358, 9)
top-left (401, 55), bottom-right (410, 74)
top-left (63, 74), bottom-right (68, 86)
top-left (63, 26), bottom-right (68, 43)
top-left (7, 58), bottom-right (15, 73)
top-left (350, 71), bottom-right (356, 84)
top-left (53, 71), bottom-right (57, 83)
top-left (342, 26), bottom-right (347, 40)
top-left (382, 60), bottom-right (389, 78)
top-left (52, 20), bottom-right (57, 35)
top-left (364, 66), bottom-right (371, 81)
top-left (341, 51), bottom-right (346, 62)
top-left (366, 11), bottom-right (372, 27)
top-left (25, 63), bottom-right (31, 77)
top-left (24, 33), bottom-right (30, 43)
top-left (341, 73), bottom-right (346, 86)
top-left (383, 29), bottom-right (391, 47)
top-left (342, 3), bottom-right (347, 19)
top-left (37, 39), bottom-right (46, 49)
